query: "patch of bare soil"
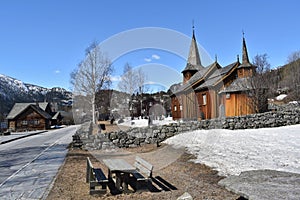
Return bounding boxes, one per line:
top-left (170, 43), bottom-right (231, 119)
top-left (47, 146), bottom-right (240, 200)
top-left (97, 121), bottom-right (130, 134)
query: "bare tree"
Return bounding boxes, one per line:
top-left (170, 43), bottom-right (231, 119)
top-left (283, 51), bottom-right (300, 100)
top-left (118, 63), bottom-right (137, 96)
top-left (136, 68), bottom-right (146, 94)
top-left (248, 53), bottom-right (271, 113)
top-left (253, 53), bottom-right (271, 74)
top-left (286, 50), bottom-right (300, 64)
top-left (117, 63), bottom-right (147, 117)
top-left (71, 41), bottom-right (113, 124)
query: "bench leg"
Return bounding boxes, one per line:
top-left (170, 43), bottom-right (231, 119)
top-left (102, 182), bottom-right (107, 190)
top-left (122, 173), bottom-right (130, 192)
top-left (108, 170), bottom-right (112, 179)
top-left (90, 181), bottom-right (107, 195)
top-left (115, 172), bottom-right (122, 190)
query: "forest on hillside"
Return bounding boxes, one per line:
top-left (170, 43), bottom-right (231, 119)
top-left (262, 51), bottom-right (300, 102)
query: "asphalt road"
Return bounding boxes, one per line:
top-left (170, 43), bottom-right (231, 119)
top-left (0, 125), bottom-right (78, 200)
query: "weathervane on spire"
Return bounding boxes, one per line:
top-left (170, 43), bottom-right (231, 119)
top-left (242, 29), bottom-right (245, 38)
top-left (192, 19), bottom-right (195, 35)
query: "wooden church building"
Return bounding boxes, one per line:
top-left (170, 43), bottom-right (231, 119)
top-left (171, 29), bottom-right (257, 120)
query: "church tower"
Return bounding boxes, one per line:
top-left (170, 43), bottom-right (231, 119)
top-left (182, 27), bottom-right (204, 84)
top-left (237, 34), bottom-right (256, 78)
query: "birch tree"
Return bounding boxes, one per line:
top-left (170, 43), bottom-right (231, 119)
top-left (250, 53), bottom-right (271, 113)
top-left (117, 63), bottom-right (146, 117)
top-left (71, 42), bottom-right (113, 124)
top-left (118, 63), bottom-right (137, 96)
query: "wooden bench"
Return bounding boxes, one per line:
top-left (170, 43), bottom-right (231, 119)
top-left (72, 134), bottom-right (83, 148)
top-left (86, 157), bottom-right (109, 195)
top-left (132, 156), bottom-right (153, 191)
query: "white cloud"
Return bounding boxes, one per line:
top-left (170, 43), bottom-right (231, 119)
top-left (111, 75), bottom-right (122, 82)
top-left (144, 54), bottom-right (160, 62)
top-left (54, 70), bottom-right (60, 74)
top-left (144, 58), bottom-right (152, 62)
top-left (152, 54), bottom-right (160, 60)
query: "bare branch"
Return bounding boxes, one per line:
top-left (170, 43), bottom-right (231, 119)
top-left (286, 50), bottom-right (300, 64)
top-left (70, 41), bottom-right (113, 124)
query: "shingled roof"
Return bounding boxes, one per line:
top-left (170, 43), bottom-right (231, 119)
top-left (29, 105), bottom-right (52, 119)
top-left (219, 77), bottom-right (253, 93)
top-left (238, 36), bottom-right (255, 69)
top-left (6, 102), bottom-right (51, 120)
top-left (195, 61), bottom-right (239, 91)
top-left (175, 62), bottom-right (217, 93)
top-left (173, 29), bottom-right (256, 97)
top-left (182, 29), bottom-right (204, 73)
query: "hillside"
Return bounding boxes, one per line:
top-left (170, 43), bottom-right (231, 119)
top-left (0, 74), bottom-right (72, 118)
top-left (269, 58), bottom-right (300, 101)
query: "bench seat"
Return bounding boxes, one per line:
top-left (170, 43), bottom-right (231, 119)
top-left (133, 156), bottom-right (153, 191)
top-left (86, 157), bottom-right (108, 195)
top-left (94, 168), bottom-right (109, 183)
top-left (132, 171), bottom-right (147, 181)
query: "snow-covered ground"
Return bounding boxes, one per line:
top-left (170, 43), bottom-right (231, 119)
top-left (118, 117), bottom-right (177, 127)
top-left (276, 94), bottom-right (287, 101)
top-left (164, 124), bottom-right (300, 177)
top-left (118, 116), bottom-right (300, 177)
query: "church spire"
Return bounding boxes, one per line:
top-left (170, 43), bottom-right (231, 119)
top-left (238, 32), bottom-right (255, 78)
top-left (242, 32), bottom-right (250, 65)
top-left (182, 25), bottom-right (204, 74)
top-left (188, 26), bottom-right (202, 67)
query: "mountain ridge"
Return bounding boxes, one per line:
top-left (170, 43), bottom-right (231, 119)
top-left (0, 73), bottom-right (72, 117)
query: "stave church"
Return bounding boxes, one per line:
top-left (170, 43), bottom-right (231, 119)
top-left (171, 28), bottom-right (257, 120)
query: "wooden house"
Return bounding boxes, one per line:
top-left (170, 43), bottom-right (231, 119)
top-left (6, 102), bottom-right (54, 132)
top-left (171, 30), bottom-right (257, 120)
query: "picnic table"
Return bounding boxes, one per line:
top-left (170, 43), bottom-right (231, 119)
top-left (102, 158), bottom-right (136, 192)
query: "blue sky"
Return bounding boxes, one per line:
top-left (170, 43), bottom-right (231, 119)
top-left (0, 0), bottom-right (299, 91)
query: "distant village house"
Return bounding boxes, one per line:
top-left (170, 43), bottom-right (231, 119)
top-left (6, 102), bottom-right (63, 132)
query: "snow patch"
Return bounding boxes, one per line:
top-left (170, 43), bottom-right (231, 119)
top-left (118, 116), bottom-right (177, 127)
top-left (164, 125), bottom-right (300, 176)
top-left (276, 94), bottom-right (287, 101)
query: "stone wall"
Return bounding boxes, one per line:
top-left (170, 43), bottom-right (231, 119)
top-left (74, 106), bottom-right (300, 150)
top-left (198, 108), bottom-right (300, 130)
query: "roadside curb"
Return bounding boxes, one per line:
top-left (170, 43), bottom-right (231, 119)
top-left (0, 131), bottom-right (48, 145)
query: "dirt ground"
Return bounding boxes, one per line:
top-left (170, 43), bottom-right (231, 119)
top-left (47, 122), bottom-right (240, 199)
top-left (46, 144), bottom-right (240, 200)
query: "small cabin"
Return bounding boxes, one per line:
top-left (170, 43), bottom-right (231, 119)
top-left (6, 102), bottom-right (54, 132)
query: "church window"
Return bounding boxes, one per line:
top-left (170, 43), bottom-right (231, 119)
top-left (226, 93), bottom-right (231, 99)
top-left (203, 94), bottom-right (207, 105)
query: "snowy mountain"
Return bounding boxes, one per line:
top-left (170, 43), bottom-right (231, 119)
top-left (0, 74), bottom-right (72, 116)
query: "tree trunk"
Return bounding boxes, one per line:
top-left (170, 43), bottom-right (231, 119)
top-left (92, 94), bottom-right (96, 124)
